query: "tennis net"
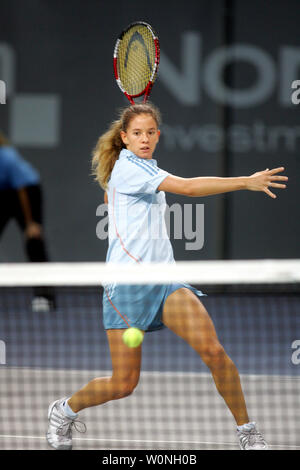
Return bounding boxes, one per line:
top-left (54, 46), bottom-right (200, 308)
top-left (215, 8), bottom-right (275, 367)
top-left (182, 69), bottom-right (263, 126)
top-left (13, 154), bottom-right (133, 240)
top-left (0, 260), bottom-right (299, 450)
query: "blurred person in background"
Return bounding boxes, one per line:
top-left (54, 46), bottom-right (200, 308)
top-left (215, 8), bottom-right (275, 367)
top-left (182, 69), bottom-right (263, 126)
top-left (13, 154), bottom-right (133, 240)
top-left (0, 129), bottom-right (55, 312)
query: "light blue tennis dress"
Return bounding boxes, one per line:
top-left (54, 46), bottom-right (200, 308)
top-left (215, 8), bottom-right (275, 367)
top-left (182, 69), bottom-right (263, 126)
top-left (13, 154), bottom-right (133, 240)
top-left (102, 149), bottom-right (205, 331)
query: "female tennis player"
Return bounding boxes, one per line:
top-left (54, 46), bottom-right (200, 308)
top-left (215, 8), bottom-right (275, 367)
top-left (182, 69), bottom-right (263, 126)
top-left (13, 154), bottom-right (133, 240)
top-left (46, 103), bottom-right (288, 450)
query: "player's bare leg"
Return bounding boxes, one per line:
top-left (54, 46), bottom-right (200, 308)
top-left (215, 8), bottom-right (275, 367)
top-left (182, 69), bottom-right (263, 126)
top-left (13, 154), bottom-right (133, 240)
top-left (162, 288), bottom-right (249, 426)
top-left (47, 330), bottom-right (142, 449)
top-left (68, 329), bottom-right (142, 412)
top-left (162, 288), bottom-right (268, 449)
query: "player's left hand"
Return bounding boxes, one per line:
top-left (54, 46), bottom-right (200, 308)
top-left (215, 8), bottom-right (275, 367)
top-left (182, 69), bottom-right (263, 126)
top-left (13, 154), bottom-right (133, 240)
top-left (246, 167), bottom-right (288, 198)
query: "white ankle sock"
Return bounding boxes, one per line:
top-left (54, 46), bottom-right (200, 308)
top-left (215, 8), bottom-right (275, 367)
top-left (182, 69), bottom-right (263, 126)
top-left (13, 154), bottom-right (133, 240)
top-left (237, 421), bottom-right (256, 432)
top-left (61, 398), bottom-right (78, 419)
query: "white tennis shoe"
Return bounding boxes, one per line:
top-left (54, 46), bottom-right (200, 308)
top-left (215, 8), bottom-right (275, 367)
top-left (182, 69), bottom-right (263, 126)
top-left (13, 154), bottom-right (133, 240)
top-left (237, 422), bottom-right (268, 450)
top-left (46, 398), bottom-right (86, 450)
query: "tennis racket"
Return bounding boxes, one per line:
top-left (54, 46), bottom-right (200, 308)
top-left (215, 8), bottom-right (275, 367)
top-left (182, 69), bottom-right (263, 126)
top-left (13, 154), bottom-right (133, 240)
top-left (113, 21), bottom-right (160, 104)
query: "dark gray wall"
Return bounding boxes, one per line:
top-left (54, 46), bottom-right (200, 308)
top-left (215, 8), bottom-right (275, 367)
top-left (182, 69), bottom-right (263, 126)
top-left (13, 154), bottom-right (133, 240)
top-left (0, 0), bottom-right (299, 262)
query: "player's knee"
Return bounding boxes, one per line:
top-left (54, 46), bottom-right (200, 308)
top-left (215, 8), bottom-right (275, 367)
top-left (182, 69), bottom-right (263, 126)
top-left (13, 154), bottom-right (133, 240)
top-left (200, 341), bottom-right (226, 369)
top-left (112, 376), bottom-right (139, 400)
top-left (114, 382), bottom-right (137, 399)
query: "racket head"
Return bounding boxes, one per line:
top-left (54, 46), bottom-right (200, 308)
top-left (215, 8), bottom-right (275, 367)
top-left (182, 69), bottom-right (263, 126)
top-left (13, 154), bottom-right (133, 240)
top-left (113, 21), bottom-right (160, 104)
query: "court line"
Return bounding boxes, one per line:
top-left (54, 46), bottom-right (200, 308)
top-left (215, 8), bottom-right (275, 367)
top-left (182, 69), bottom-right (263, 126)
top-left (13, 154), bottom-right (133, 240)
top-left (0, 434), bottom-right (300, 449)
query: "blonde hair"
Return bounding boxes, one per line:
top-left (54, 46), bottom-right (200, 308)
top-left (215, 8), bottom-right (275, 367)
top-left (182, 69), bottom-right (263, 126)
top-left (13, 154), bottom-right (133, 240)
top-left (92, 103), bottom-right (161, 190)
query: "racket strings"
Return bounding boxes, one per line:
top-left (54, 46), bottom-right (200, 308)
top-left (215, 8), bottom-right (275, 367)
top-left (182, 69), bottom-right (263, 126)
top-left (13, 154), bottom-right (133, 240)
top-left (117, 25), bottom-right (156, 96)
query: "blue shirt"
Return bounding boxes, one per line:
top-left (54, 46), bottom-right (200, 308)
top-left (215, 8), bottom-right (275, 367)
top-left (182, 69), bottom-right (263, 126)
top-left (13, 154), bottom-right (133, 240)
top-left (106, 149), bottom-right (174, 264)
top-left (0, 146), bottom-right (40, 190)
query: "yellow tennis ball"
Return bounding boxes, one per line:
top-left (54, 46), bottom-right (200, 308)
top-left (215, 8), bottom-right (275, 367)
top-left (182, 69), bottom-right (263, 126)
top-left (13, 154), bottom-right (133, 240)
top-left (123, 327), bottom-right (144, 348)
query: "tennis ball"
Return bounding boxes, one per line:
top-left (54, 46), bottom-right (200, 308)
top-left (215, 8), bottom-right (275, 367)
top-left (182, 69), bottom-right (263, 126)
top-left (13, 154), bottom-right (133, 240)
top-left (123, 327), bottom-right (144, 348)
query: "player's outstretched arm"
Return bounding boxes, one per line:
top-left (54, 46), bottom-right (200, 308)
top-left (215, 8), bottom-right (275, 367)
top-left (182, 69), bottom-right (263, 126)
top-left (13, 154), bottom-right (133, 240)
top-left (158, 167), bottom-right (288, 199)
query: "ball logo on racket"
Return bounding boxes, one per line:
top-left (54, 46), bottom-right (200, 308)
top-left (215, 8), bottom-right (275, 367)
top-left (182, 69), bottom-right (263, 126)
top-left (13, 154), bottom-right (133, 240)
top-left (124, 31), bottom-right (152, 71)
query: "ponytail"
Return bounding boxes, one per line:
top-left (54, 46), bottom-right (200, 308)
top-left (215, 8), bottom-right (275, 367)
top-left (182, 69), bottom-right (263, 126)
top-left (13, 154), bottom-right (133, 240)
top-left (91, 119), bottom-right (125, 190)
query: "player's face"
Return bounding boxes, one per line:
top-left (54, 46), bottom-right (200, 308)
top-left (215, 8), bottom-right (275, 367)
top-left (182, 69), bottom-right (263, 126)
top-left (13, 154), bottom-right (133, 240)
top-left (120, 114), bottom-right (160, 159)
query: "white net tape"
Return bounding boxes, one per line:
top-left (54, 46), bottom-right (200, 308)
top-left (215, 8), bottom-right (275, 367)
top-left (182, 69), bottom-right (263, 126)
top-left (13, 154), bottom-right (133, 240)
top-left (0, 259), bottom-right (299, 286)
